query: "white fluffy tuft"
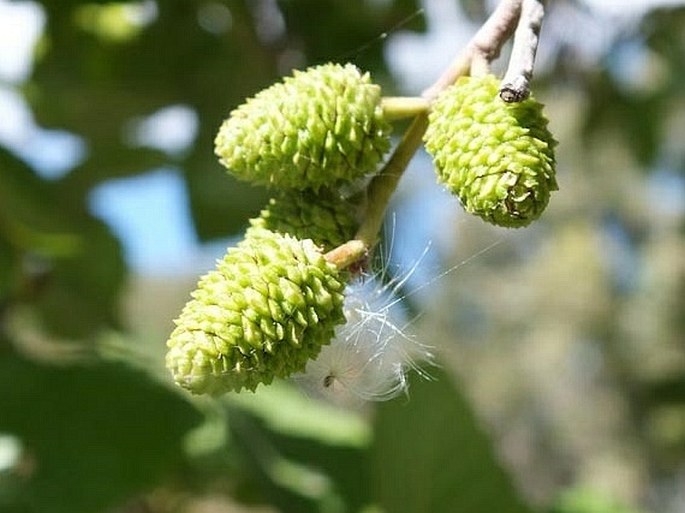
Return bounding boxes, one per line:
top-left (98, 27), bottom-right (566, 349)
top-left (293, 272), bottom-right (433, 408)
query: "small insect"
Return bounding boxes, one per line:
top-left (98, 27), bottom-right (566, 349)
top-left (323, 374), bottom-right (336, 388)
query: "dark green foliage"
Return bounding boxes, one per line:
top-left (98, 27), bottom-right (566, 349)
top-left (227, 402), bottom-right (372, 513)
top-left (0, 347), bottom-right (202, 513)
top-left (580, 9), bottom-right (685, 167)
top-left (372, 367), bottom-right (533, 513)
top-left (581, 69), bottom-right (665, 166)
top-left (276, 0), bottom-right (425, 84)
top-left (0, 149), bottom-right (124, 337)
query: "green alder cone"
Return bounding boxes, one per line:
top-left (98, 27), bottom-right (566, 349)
top-left (166, 229), bottom-right (346, 395)
top-left (247, 190), bottom-right (359, 252)
top-left (215, 63), bottom-right (392, 190)
top-left (424, 74), bottom-right (557, 228)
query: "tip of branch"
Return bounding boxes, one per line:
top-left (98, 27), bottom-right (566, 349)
top-left (325, 239), bottom-right (368, 270)
top-left (499, 84), bottom-right (530, 103)
top-left (499, 75), bottom-right (530, 103)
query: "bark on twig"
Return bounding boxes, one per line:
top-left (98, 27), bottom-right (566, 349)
top-left (422, 0), bottom-right (522, 101)
top-left (500, 0), bottom-right (545, 102)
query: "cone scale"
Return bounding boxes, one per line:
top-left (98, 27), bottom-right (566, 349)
top-left (247, 190), bottom-right (359, 252)
top-left (215, 63), bottom-right (392, 191)
top-left (424, 74), bottom-right (557, 228)
top-left (166, 229), bottom-right (346, 395)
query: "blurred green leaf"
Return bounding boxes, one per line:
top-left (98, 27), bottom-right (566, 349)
top-left (0, 347), bottom-right (202, 513)
top-left (644, 374), bottom-right (685, 405)
top-left (548, 487), bottom-right (644, 513)
top-left (371, 367), bottom-right (533, 513)
top-left (228, 380), bottom-right (370, 446)
top-left (227, 382), bottom-right (373, 512)
top-left (277, 0), bottom-right (425, 79)
top-left (0, 148), bottom-right (72, 241)
top-left (28, 1), bottom-right (282, 240)
top-left (183, 129), bottom-right (269, 240)
top-left (581, 69), bottom-right (665, 166)
top-left (645, 8), bottom-right (685, 91)
top-left (0, 238), bottom-right (20, 303)
top-left (0, 149), bottom-right (125, 337)
top-left (32, 218), bottom-right (126, 338)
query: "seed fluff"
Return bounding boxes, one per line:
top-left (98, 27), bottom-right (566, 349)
top-left (293, 244), bottom-right (434, 408)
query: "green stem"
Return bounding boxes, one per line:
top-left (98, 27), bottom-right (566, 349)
top-left (326, 114), bottom-right (429, 268)
top-left (381, 96), bottom-right (430, 121)
top-left (356, 113), bottom-right (429, 247)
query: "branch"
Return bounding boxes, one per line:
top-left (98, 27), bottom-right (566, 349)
top-left (326, 0), bottom-right (524, 269)
top-left (381, 96), bottom-right (430, 121)
top-left (325, 114), bottom-right (429, 267)
top-left (422, 0), bottom-right (522, 100)
top-left (499, 0), bottom-right (545, 102)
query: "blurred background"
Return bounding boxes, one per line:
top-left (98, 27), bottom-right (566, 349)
top-left (1, 0), bottom-right (684, 512)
